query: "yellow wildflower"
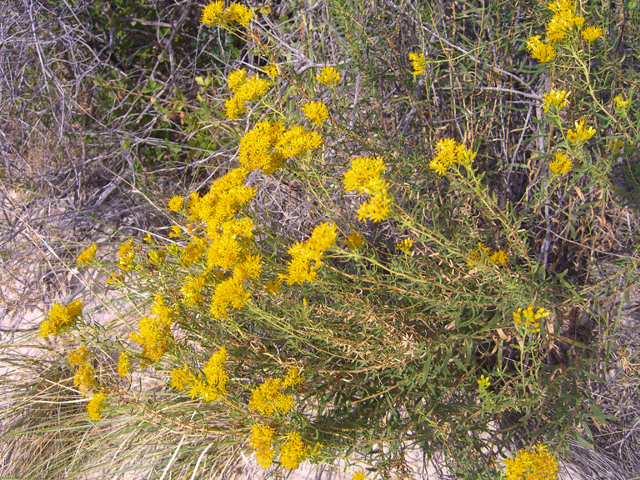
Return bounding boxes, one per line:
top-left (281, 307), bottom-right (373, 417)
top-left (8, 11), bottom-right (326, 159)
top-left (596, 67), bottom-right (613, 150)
top-left (210, 276), bottom-right (250, 319)
top-left (526, 36), bottom-right (556, 63)
top-left (317, 66), bottom-right (341, 86)
top-left (567, 119), bottom-right (596, 143)
top-left (250, 423), bottom-right (276, 469)
top-left (549, 151), bottom-right (573, 175)
top-left (68, 345), bottom-right (87, 366)
top-left (76, 244), bottom-right (97, 264)
top-left (118, 239), bottom-right (135, 271)
top-left (117, 352), bottom-right (130, 376)
top-left (74, 363), bottom-right (95, 393)
top-left (408, 52), bottom-right (426, 76)
top-left (280, 431), bottom-right (308, 470)
top-left (223, 3), bottom-right (253, 27)
top-left (490, 249), bottom-right (510, 265)
top-left (130, 293), bottom-right (174, 362)
top-left (249, 378), bottom-right (294, 416)
top-left (106, 271), bottom-right (124, 286)
top-left (282, 367), bottom-right (304, 388)
top-left (428, 138), bottom-right (476, 175)
top-left (148, 250), bottom-right (166, 265)
top-left (40, 299), bottom-right (83, 338)
top-left (224, 75), bottom-right (270, 119)
top-left (282, 223), bottom-right (337, 285)
top-left (168, 225), bottom-right (182, 238)
top-left (180, 274), bottom-right (206, 306)
top-left (168, 196), bottom-right (183, 212)
top-left (201, 1), bottom-right (224, 25)
top-left (344, 230), bottom-right (364, 250)
top-left (357, 190), bottom-right (392, 223)
top-left (608, 139), bottom-right (624, 154)
top-left (513, 305), bottom-right (549, 333)
top-left (396, 238), bottom-right (414, 255)
top-left (504, 443), bottom-right (558, 480)
top-left (542, 89), bottom-right (569, 113)
top-left (181, 237), bottom-right (207, 267)
top-left (352, 471), bottom-right (367, 480)
top-left (613, 94), bottom-right (630, 110)
top-left (343, 157), bottom-right (387, 195)
top-left (265, 63), bottom-right (280, 79)
top-left (170, 365), bottom-right (193, 391)
top-left (467, 242), bottom-right (492, 268)
top-left (302, 101), bottom-right (329, 127)
top-left (188, 347), bottom-right (228, 401)
top-left (274, 125), bottom-right (322, 159)
top-left (581, 26), bottom-right (603, 43)
top-left (87, 392), bottom-right (107, 421)
top-left (265, 279), bottom-right (281, 293)
top-left (478, 375), bottom-right (490, 390)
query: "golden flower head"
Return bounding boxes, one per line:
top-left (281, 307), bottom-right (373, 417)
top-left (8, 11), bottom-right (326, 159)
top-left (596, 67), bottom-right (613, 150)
top-left (76, 244), bottom-right (97, 264)
top-left (549, 151), bottom-right (573, 176)
top-left (408, 52), bottom-right (426, 76)
top-left (396, 238), bottom-right (414, 255)
top-left (526, 35), bottom-right (556, 63)
top-left (567, 119), bottom-right (596, 143)
top-left (301, 101), bottom-right (329, 127)
top-left (317, 66), bottom-right (341, 86)
top-left (582, 26), bottom-right (603, 43)
top-left (542, 89), bottom-right (569, 113)
top-left (504, 443), bottom-right (559, 480)
top-left (280, 431), bottom-right (308, 470)
top-left (87, 392), bottom-right (108, 421)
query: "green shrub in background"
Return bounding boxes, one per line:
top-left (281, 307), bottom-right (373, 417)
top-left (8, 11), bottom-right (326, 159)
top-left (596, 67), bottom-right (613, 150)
top-left (3, 0), bottom-right (639, 479)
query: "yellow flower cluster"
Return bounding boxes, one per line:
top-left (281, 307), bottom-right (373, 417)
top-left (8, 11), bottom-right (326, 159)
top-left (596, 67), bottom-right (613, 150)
top-left (168, 195), bottom-right (183, 212)
top-left (467, 242), bottom-right (510, 268)
top-left (567, 119), bottom-right (595, 143)
top-left (525, 36), bottom-right (556, 63)
top-left (301, 101), bottom-right (329, 127)
top-left (117, 352), bottom-right (130, 376)
top-left (265, 63), bottom-right (280, 79)
top-left (76, 243), bottom-right (97, 264)
top-left (408, 52), bottom-right (426, 76)
top-left (40, 299), bottom-right (83, 338)
top-left (504, 443), bottom-right (558, 480)
top-left (396, 238), bottom-right (414, 255)
top-left (478, 375), bottom-right (490, 390)
top-left (224, 69), bottom-right (270, 119)
top-left (201, 1), bottom-right (252, 28)
top-left (513, 305), bottom-right (549, 333)
top-left (189, 347), bottom-right (229, 402)
top-left (581, 26), bottom-right (602, 43)
top-left (344, 230), bottom-right (364, 250)
top-left (118, 238), bottom-right (135, 271)
top-left (68, 345), bottom-right (98, 398)
top-left (249, 377), bottom-right (294, 415)
top-left (130, 293), bottom-right (174, 362)
top-left (250, 423), bottom-right (276, 468)
top-left (189, 168), bottom-right (255, 233)
top-left (545, 1), bottom-right (585, 43)
top-left (280, 431), bottom-right (308, 470)
top-left (283, 367), bottom-right (304, 388)
top-left (281, 223), bottom-right (337, 285)
top-left (68, 345), bottom-right (87, 366)
top-left (87, 392), bottom-right (108, 422)
top-left (343, 156), bottom-right (392, 222)
top-left (613, 94), bottom-right (630, 110)
top-left (526, 1), bottom-right (602, 62)
top-left (542, 89), bottom-right (569, 113)
top-left (352, 471), bottom-right (367, 480)
top-left (548, 151), bottom-right (573, 175)
top-left (317, 66), bottom-right (341, 86)
top-left (428, 138), bottom-right (476, 176)
top-left (180, 273), bottom-right (206, 306)
top-left (239, 121), bottom-right (322, 174)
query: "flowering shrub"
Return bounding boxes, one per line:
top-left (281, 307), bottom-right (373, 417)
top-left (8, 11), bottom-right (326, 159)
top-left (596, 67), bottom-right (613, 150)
top-left (10, 0), bottom-right (638, 478)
